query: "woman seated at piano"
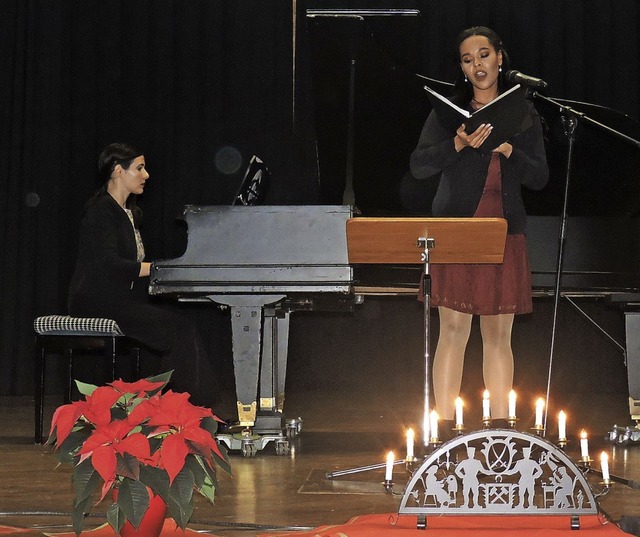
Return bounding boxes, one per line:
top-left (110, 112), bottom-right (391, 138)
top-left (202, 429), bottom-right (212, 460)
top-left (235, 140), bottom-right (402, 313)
top-left (67, 142), bottom-right (217, 406)
top-left (410, 26), bottom-right (549, 424)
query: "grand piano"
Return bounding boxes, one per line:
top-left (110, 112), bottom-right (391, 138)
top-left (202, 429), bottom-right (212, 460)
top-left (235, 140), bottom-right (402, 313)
top-left (150, 205), bottom-right (356, 455)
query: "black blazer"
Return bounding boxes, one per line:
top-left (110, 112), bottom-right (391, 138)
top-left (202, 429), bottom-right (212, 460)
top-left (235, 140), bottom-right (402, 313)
top-left (68, 193), bottom-right (143, 306)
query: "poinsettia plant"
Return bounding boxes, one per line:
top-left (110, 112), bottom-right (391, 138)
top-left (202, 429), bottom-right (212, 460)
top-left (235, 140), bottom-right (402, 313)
top-left (46, 371), bottom-right (231, 535)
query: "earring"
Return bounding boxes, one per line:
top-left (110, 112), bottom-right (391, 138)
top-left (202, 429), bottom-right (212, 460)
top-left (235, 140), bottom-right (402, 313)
top-left (499, 65), bottom-right (502, 73)
top-left (464, 75), bottom-right (468, 83)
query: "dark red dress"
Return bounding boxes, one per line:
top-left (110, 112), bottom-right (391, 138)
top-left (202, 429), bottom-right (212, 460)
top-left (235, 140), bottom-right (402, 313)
top-left (428, 153), bottom-right (533, 315)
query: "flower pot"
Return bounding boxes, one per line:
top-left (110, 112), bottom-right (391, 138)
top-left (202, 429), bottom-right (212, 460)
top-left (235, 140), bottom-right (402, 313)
top-left (114, 490), bottom-right (167, 537)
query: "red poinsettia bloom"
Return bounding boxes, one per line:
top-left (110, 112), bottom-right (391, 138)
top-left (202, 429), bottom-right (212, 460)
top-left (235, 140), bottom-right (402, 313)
top-left (46, 372), bottom-right (230, 536)
top-left (109, 378), bottom-right (167, 397)
top-left (141, 391), bottom-right (225, 482)
top-left (79, 420), bottom-right (152, 483)
top-left (49, 385), bottom-right (123, 445)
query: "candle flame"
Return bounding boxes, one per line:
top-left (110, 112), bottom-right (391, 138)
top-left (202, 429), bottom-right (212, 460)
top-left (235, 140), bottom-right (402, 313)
top-left (406, 428), bottom-right (414, 440)
top-left (600, 451), bottom-right (608, 462)
top-left (580, 429), bottom-right (588, 440)
top-left (483, 389), bottom-right (490, 399)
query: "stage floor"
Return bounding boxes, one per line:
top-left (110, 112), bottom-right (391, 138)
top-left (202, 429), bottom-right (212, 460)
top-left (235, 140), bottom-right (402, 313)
top-left (1, 385), bottom-right (639, 536)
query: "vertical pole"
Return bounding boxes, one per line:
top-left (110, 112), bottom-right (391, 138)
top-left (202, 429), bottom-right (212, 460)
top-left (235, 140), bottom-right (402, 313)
top-left (419, 237), bottom-right (434, 447)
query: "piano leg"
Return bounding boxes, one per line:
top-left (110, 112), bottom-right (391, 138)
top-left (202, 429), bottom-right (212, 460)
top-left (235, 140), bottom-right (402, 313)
top-left (215, 296), bottom-right (294, 455)
top-left (229, 304), bottom-right (263, 427)
top-left (261, 307), bottom-right (290, 413)
top-left (254, 307), bottom-right (288, 434)
top-left (624, 312), bottom-right (640, 422)
top-left (225, 299), bottom-right (290, 434)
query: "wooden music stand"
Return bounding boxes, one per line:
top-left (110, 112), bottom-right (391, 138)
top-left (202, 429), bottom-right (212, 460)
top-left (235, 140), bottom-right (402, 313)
top-left (347, 217), bottom-right (507, 446)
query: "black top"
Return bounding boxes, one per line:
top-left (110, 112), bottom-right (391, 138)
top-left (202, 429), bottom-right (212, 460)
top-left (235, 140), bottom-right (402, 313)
top-left (409, 103), bottom-right (549, 234)
top-left (68, 193), bottom-right (143, 305)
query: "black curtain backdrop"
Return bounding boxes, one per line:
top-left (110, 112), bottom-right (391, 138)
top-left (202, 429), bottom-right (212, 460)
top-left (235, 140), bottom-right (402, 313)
top-left (1, 0), bottom-right (639, 395)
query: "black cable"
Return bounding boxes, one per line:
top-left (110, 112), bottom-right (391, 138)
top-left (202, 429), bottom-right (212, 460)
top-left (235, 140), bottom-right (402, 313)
top-left (0, 511), bottom-right (315, 532)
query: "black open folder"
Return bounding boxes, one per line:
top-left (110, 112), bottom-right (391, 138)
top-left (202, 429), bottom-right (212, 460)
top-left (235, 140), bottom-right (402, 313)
top-left (423, 83), bottom-right (533, 151)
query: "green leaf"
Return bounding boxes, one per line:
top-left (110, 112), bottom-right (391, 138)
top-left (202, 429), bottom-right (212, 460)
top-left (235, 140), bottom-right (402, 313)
top-left (57, 427), bottom-right (92, 464)
top-left (44, 428), bottom-right (58, 447)
top-left (72, 494), bottom-right (93, 535)
top-left (200, 480), bottom-right (215, 503)
top-left (115, 452), bottom-right (141, 481)
top-left (139, 465), bottom-right (170, 500)
top-left (116, 478), bottom-right (149, 529)
top-left (75, 380), bottom-right (99, 397)
top-left (145, 371), bottom-right (173, 395)
top-left (197, 467), bottom-right (216, 504)
top-left (72, 459), bottom-right (100, 505)
top-left (111, 405), bottom-right (128, 421)
top-left (166, 468), bottom-right (195, 528)
top-left (200, 416), bottom-right (219, 437)
top-left (106, 501), bottom-right (125, 534)
top-left (165, 493), bottom-right (194, 530)
top-left (190, 455), bottom-right (218, 495)
top-left (212, 445), bottom-right (232, 476)
top-left (184, 455), bottom-right (206, 489)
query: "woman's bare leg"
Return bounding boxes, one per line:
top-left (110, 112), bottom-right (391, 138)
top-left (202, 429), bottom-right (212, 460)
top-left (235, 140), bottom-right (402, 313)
top-left (432, 306), bottom-right (473, 419)
top-left (479, 313), bottom-right (515, 418)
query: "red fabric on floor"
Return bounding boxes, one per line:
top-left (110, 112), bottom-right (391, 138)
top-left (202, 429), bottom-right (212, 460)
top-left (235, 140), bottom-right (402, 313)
top-left (0, 526), bottom-right (30, 535)
top-left (261, 514), bottom-right (635, 537)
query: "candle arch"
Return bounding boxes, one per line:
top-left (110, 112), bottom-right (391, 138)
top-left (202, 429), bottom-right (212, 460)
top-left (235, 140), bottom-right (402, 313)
top-left (398, 429), bottom-right (598, 520)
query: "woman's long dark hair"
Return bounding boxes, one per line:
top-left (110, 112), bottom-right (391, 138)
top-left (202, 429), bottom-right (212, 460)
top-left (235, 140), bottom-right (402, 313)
top-left (450, 26), bottom-right (512, 106)
top-left (87, 142), bottom-right (143, 226)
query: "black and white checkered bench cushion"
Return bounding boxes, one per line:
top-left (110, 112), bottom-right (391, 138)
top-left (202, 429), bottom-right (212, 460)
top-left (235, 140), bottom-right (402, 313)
top-left (34, 315), bottom-right (124, 336)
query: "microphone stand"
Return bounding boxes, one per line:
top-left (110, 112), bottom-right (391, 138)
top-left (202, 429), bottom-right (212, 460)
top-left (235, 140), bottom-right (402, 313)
top-left (527, 89), bottom-right (640, 432)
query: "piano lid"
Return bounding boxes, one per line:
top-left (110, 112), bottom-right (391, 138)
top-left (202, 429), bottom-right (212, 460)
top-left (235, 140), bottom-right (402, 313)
top-left (149, 205), bottom-right (354, 296)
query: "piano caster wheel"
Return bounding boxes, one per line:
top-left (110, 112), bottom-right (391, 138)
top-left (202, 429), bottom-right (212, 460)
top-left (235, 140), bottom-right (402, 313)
top-left (605, 425), bottom-right (640, 446)
top-left (241, 440), bottom-right (257, 458)
top-left (286, 418), bottom-right (303, 438)
top-left (275, 440), bottom-right (290, 456)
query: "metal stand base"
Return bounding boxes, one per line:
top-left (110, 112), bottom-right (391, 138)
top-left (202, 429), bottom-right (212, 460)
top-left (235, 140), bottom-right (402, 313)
top-left (217, 431), bottom-right (291, 457)
top-left (217, 417), bottom-right (302, 457)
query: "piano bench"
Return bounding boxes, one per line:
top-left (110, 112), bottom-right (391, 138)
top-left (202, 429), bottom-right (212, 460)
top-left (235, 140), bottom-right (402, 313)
top-left (33, 315), bottom-right (140, 444)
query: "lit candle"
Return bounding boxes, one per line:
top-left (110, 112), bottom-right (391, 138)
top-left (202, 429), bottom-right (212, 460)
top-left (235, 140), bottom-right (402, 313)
top-left (508, 390), bottom-right (517, 419)
top-left (558, 410), bottom-right (567, 441)
top-left (580, 430), bottom-right (589, 459)
top-left (406, 429), bottom-right (415, 459)
top-left (535, 398), bottom-right (545, 427)
top-left (455, 397), bottom-right (464, 427)
top-left (600, 452), bottom-right (610, 481)
top-left (385, 451), bottom-right (394, 481)
top-left (482, 390), bottom-right (491, 420)
top-left (430, 410), bottom-right (439, 441)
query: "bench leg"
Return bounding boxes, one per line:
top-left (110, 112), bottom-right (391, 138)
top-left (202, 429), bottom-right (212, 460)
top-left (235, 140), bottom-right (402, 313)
top-left (34, 338), bottom-right (45, 444)
top-left (65, 349), bottom-right (73, 404)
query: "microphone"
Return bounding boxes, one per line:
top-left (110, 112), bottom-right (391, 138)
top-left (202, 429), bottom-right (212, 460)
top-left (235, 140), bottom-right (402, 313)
top-left (505, 70), bottom-right (548, 90)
